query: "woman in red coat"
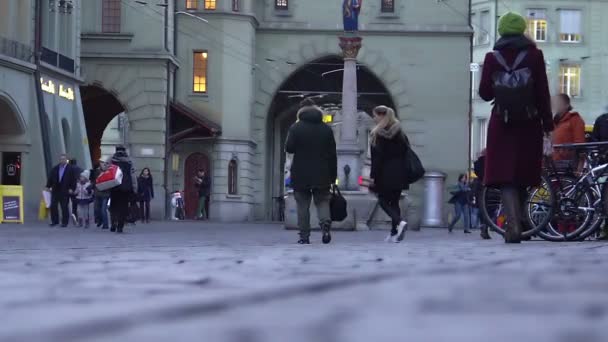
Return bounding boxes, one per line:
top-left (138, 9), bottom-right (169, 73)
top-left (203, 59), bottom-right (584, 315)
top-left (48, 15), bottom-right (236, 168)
top-left (479, 12), bottom-right (554, 243)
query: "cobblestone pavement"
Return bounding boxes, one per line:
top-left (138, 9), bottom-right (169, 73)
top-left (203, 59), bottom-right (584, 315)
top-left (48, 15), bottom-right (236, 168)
top-left (1, 222), bottom-right (608, 342)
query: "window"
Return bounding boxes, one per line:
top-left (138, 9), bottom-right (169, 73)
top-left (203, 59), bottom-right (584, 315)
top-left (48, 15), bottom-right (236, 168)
top-left (204, 0), bottom-right (216, 10)
top-left (559, 65), bottom-right (581, 97)
top-left (228, 160), bottom-right (238, 195)
top-left (275, 0), bottom-right (288, 10)
top-left (381, 0), bottom-right (394, 13)
top-left (526, 9), bottom-right (547, 42)
top-left (186, 0), bottom-right (198, 10)
top-left (560, 10), bottom-right (582, 43)
top-left (102, 0), bottom-right (121, 33)
top-left (193, 51), bottom-right (208, 93)
top-left (232, 0), bottom-right (240, 12)
top-left (478, 10), bottom-right (491, 45)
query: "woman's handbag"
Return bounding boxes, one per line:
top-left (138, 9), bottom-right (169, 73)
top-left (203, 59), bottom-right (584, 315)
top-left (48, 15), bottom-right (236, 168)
top-left (330, 185), bottom-right (347, 222)
top-left (405, 145), bottom-right (425, 185)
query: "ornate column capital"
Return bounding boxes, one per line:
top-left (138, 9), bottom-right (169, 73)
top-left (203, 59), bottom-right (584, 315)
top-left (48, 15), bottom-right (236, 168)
top-left (339, 36), bottom-right (363, 60)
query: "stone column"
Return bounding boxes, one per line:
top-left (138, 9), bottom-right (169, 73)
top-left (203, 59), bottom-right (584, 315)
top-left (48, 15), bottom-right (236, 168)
top-left (337, 36), bottom-right (363, 190)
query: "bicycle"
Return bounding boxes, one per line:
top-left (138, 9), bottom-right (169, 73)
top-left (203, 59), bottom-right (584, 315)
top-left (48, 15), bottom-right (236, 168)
top-left (529, 142), bottom-right (608, 241)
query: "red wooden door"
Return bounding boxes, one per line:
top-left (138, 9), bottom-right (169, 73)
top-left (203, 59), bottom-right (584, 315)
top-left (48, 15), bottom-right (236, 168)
top-left (184, 153), bottom-right (210, 219)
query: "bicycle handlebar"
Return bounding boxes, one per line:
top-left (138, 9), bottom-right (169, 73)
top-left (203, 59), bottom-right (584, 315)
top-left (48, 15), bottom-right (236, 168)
top-left (553, 141), bottom-right (608, 149)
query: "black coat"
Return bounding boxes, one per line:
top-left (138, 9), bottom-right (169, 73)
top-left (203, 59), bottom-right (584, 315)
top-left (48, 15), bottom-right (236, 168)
top-left (46, 164), bottom-right (77, 195)
top-left (195, 175), bottom-right (211, 197)
top-left (137, 176), bottom-right (154, 201)
top-left (285, 108), bottom-right (337, 191)
top-left (370, 125), bottom-right (409, 192)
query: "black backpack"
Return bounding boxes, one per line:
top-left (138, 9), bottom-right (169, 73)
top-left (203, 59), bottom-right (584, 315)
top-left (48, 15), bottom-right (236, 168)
top-left (116, 161), bottom-right (133, 193)
top-left (492, 50), bottom-right (537, 124)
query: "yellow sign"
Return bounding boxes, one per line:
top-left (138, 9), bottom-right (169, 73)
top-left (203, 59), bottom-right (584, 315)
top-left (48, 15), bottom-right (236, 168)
top-left (40, 78), bottom-right (56, 94)
top-left (0, 185), bottom-right (24, 224)
top-left (40, 78), bottom-right (75, 101)
top-left (323, 114), bottom-right (333, 123)
top-left (59, 85), bottom-right (75, 100)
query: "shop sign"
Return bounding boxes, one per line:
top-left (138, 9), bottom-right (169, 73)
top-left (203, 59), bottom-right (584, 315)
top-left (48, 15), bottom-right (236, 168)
top-left (0, 185), bottom-right (24, 224)
top-left (40, 78), bottom-right (75, 101)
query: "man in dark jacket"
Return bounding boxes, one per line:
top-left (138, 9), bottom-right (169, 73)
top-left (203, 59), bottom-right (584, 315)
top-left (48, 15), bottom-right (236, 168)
top-left (194, 169), bottom-right (211, 220)
top-left (110, 146), bottom-right (137, 233)
top-left (285, 104), bottom-right (337, 244)
top-left (46, 154), bottom-right (77, 227)
top-left (68, 159), bottom-right (83, 224)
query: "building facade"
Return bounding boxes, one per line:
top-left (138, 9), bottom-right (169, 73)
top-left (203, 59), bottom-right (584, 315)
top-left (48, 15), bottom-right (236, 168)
top-left (5, 0), bottom-right (472, 223)
top-left (1, 0), bottom-right (90, 219)
top-left (471, 0), bottom-right (608, 158)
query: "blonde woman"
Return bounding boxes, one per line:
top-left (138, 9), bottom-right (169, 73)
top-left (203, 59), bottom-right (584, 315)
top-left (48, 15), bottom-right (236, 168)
top-left (369, 106), bottom-right (408, 243)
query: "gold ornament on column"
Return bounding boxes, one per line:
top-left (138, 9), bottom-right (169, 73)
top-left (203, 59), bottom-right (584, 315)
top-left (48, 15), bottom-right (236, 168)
top-left (339, 37), bottom-right (363, 60)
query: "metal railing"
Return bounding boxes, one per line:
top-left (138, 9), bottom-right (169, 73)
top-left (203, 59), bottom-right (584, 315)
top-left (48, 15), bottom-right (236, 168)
top-left (0, 36), bottom-right (33, 63)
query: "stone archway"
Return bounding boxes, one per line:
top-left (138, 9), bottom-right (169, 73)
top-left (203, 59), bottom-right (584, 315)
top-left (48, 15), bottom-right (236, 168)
top-left (0, 94), bottom-right (26, 135)
top-left (80, 85), bottom-right (125, 163)
top-left (263, 54), bottom-right (397, 220)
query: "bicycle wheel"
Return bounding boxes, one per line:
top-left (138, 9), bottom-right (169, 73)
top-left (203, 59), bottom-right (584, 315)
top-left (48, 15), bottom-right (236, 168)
top-left (535, 175), bottom-right (597, 242)
top-left (480, 186), bottom-right (505, 236)
top-left (573, 183), bottom-right (606, 241)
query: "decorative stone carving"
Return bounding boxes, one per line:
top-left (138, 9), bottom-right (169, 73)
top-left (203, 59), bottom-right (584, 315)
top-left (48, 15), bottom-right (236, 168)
top-left (339, 37), bottom-right (363, 60)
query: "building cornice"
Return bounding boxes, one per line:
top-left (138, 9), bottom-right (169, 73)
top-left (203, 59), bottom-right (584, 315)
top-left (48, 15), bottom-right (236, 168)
top-left (179, 11), bottom-right (260, 27)
top-left (39, 62), bottom-right (85, 84)
top-left (0, 55), bottom-right (37, 74)
top-left (257, 24), bottom-right (472, 37)
top-left (80, 52), bottom-right (180, 68)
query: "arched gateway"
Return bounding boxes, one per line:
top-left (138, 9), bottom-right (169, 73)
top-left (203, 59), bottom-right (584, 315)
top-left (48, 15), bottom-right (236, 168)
top-left (265, 55), bottom-right (397, 221)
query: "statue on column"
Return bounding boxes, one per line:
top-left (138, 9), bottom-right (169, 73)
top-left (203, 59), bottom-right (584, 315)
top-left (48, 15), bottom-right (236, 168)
top-left (343, 0), bottom-right (362, 32)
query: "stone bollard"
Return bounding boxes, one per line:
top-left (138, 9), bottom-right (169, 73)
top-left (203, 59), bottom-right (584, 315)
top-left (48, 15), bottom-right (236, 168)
top-left (422, 171), bottom-right (446, 228)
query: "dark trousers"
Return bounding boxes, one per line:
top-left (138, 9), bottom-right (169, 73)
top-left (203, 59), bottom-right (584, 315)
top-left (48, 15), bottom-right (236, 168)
top-left (294, 188), bottom-right (331, 239)
top-left (71, 196), bottom-right (78, 216)
top-left (378, 190), bottom-right (402, 234)
top-left (110, 192), bottom-right (129, 230)
top-left (94, 197), bottom-right (109, 228)
top-left (50, 192), bottom-right (69, 226)
top-left (139, 200), bottom-right (150, 222)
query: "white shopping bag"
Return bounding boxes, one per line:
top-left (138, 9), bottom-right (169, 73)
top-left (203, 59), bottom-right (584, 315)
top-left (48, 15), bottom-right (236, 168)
top-left (42, 190), bottom-right (52, 208)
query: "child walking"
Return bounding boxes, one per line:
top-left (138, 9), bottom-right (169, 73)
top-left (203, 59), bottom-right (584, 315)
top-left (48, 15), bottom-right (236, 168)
top-left (75, 170), bottom-right (94, 228)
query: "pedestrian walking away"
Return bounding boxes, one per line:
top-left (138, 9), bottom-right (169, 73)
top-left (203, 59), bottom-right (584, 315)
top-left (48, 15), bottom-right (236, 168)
top-left (75, 170), bottom-right (94, 228)
top-left (448, 174), bottom-right (472, 234)
top-left (551, 94), bottom-right (586, 164)
top-left (45, 154), bottom-right (77, 227)
top-left (473, 150), bottom-right (491, 240)
top-left (285, 101), bottom-right (337, 245)
top-left (479, 12), bottom-right (554, 243)
top-left (194, 169), bottom-right (211, 220)
top-left (68, 159), bottom-right (83, 225)
top-left (110, 146), bottom-right (137, 233)
top-left (368, 105), bottom-right (408, 243)
top-left (137, 168), bottom-right (154, 223)
top-left (93, 159), bottom-right (111, 229)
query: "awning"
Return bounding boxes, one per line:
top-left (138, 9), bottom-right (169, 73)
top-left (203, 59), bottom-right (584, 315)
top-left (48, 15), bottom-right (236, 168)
top-left (169, 101), bottom-right (221, 143)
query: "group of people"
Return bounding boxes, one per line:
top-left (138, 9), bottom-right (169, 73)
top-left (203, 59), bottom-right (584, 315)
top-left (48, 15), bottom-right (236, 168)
top-left (286, 101), bottom-right (409, 244)
top-left (46, 146), bottom-right (155, 233)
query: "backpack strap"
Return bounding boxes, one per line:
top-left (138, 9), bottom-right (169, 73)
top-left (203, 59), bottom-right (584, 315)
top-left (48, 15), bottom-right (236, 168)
top-left (493, 50), bottom-right (528, 72)
top-left (512, 50), bottom-right (528, 70)
top-left (493, 51), bottom-right (511, 72)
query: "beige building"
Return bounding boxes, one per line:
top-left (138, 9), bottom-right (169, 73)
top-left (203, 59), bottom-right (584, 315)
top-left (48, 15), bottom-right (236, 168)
top-left (471, 0), bottom-right (608, 158)
top-left (1, 0), bottom-right (90, 219)
top-left (4, 0), bottom-right (473, 223)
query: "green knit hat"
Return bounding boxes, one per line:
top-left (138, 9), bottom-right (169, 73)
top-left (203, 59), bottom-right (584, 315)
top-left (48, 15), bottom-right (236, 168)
top-left (498, 12), bottom-right (527, 36)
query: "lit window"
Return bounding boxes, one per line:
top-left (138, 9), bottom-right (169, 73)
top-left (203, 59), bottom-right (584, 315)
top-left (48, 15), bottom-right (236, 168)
top-left (102, 0), bottom-right (121, 33)
top-left (527, 9), bottom-right (547, 42)
top-left (559, 65), bottom-right (581, 97)
top-left (232, 0), bottom-right (240, 12)
top-left (193, 51), bottom-right (208, 93)
top-left (228, 160), bottom-right (238, 195)
top-left (204, 0), bottom-right (216, 10)
top-left (560, 10), bottom-right (582, 43)
top-left (275, 0), bottom-right (288, 10)
top-left (381, 0), bottom-right (394, 13)
top-left (186, 0), bottom-right (198, 10)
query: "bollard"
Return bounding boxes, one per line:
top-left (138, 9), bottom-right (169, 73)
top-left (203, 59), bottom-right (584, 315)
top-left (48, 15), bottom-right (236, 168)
top-left (422, 171), bottom-right (446, 227)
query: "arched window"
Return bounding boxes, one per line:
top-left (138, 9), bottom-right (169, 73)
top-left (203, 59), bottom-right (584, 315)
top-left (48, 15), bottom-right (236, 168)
top-left (228, 159), bottom-right (238, 195)
top-left (61, 118), bottom-right (71, 154)
top-left (381, 0), bottom-right (395, 13)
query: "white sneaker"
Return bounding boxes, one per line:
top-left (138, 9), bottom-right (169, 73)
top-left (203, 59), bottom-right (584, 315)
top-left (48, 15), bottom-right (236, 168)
top-left (392, 221), bottom-right (407, 243)
top-left (384, 233), bottom-right (393, 243)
